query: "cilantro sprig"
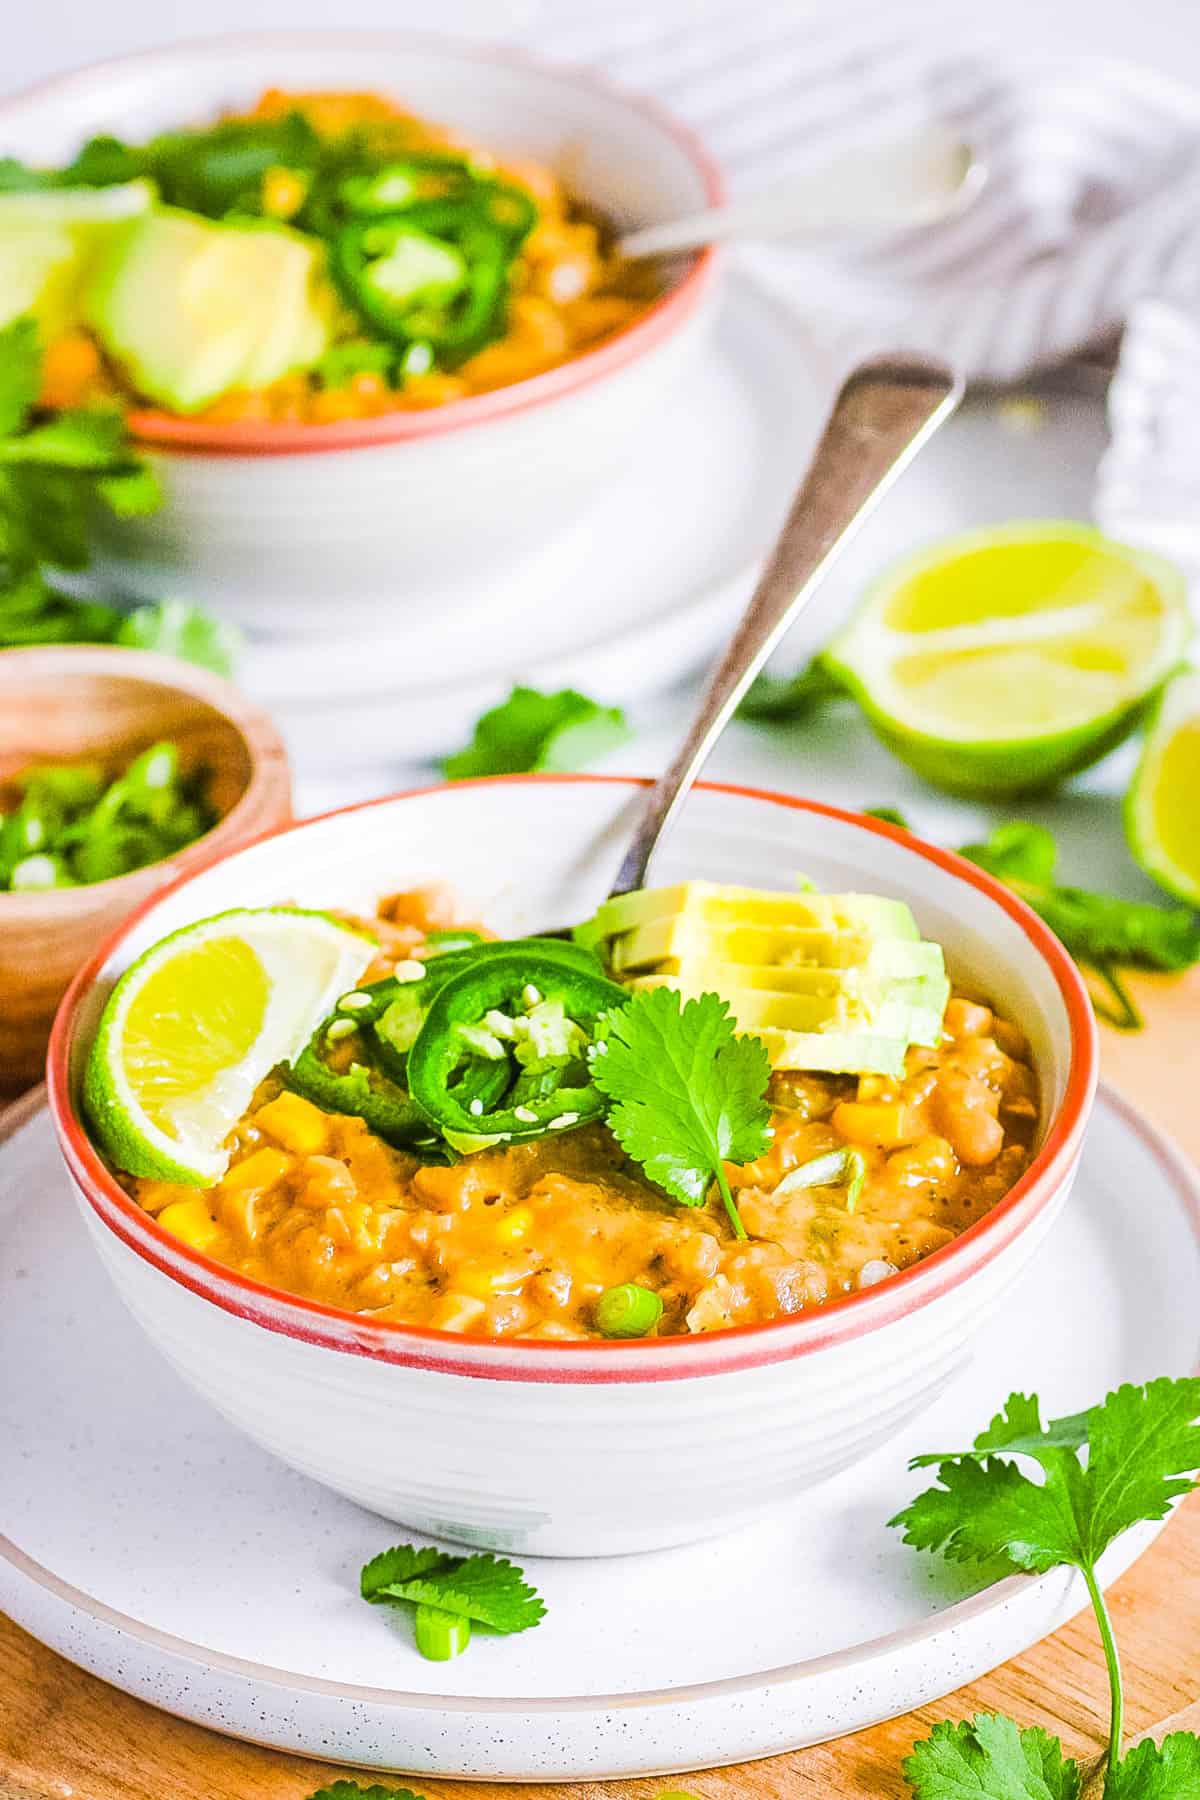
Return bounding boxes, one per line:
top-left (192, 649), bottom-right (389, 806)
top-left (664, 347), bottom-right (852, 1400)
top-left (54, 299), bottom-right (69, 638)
top-left (361, 1542), bottom-right (545, 1661)
top-left (893, 1378), bottom-right (1200, 1795)
top-left (307, 1787), bottom-right (429, 1800)
top-left (959, 823), bottom-right (1200, 1029)
top-left (0, 317), bottom-right (238, 674)
top-left (441, 684), bottom-right (630, 779)
top-left (589, 986), bottom-right (772, 1240)
top-left (864, 811), bottom-right (1200, 1031)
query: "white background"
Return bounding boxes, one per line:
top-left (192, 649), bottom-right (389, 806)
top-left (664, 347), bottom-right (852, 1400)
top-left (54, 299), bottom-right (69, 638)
top-left (7, 0), bottom-right (1200, 94)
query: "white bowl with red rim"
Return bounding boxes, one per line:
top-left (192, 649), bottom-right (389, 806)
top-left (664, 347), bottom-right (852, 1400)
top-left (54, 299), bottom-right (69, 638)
top-left (47, 776), bottom-right (1097, 1557)
top-left (1, 33), bottom-right (724, 633)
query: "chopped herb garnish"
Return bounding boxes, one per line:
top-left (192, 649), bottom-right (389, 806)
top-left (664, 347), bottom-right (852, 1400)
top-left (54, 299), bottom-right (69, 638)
top-left (737, 655), bottom-right (846, 723)
top-left (441, 684), bottom-right (630, 779)
top-left (861, 812), bottom-right (1200, 1031)
top-left (0, 317), bottom-right (236, 673)
top-left (361, 1543), bottom-right (545, 1660)
top-left (894, 1378), bottom-right (1200, 1793)
top-left (959, 822), bottom-right (1200, 1030)
top-left (589, 986), bottom-right (772, 1240)
top-left (0, 740), bottom-right (215, 890)
top-left (307, 1785), bottom-right (430, 1800)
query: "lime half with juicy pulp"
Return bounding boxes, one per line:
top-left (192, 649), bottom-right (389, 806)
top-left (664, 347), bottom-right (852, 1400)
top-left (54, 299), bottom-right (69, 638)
top-left (825, 521), bottom-right (1190, 796)
top-left (1126, 666), bottom-right (1200, 906)
top-left (83, 908), bottom-right (374, 1186)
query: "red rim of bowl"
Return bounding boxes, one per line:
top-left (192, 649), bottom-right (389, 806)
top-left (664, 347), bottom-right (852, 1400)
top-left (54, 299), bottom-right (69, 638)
top-left (47, 775), bottom-right (1098, 1383)
top-left (4, 30), bottom-right (725, 459)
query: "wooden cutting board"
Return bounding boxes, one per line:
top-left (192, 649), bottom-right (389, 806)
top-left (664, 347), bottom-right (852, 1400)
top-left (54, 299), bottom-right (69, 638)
top-left (3, 967), bottom-right (1198, 1800)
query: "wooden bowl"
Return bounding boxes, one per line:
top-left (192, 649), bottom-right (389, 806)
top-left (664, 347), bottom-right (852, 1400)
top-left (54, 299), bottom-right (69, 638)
top-left (0, 647), bottom-right (292, 1093)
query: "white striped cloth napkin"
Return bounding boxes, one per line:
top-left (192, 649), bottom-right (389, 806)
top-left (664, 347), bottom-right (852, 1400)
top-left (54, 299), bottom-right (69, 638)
top-left (517, 2), bottom-right (1200, 390)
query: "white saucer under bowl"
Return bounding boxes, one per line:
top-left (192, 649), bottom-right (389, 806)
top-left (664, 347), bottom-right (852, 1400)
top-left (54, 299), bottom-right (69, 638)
top-left (2, 1084), bottom-right (1196, 1779)
top-left (240, 274), bottom-right (827, 771)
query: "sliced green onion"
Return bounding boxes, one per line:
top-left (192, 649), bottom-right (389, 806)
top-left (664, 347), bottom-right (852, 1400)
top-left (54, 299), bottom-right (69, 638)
top-left (845, 1148), bottom-right (867, 1212)
top-left (424, 929), bottom-right (485, 954)
top-left (771, 1149), bottom-right (853, 1197)
top-left (595, 1282), bottom-right (663, 1339)
top-left (414, 1602), bottom-right (471, 1660)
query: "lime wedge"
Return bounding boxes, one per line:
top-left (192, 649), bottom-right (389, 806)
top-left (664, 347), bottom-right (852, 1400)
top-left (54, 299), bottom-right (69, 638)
top-left (825, 521), bottom-right (1190, 796)
top-left (1126, 667), bottom-right (1200, 906)
top-left (83, 908), bottom-right (374, 1186)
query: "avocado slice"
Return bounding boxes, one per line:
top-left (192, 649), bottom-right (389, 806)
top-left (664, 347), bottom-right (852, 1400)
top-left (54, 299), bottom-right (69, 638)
top-left (85, 206), bottom-right (330, 412)
top-left (0, 181), bottom-right (153, 333)
top-left (582, 882), bottom-right (920, 947)
top-left (610, 916), bottom-right (943, 975)
top-left (631, 965), bottom-right (949, 1054)
top-left (584, 878), bottom-right (951, 1075)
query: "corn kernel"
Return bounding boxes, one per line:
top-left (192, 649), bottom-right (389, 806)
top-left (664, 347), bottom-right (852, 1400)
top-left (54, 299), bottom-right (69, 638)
top-left (831, 1101), bottom-right (925, 1150)
top-left (261, 165), bottom-right (308, 218)
top-left (255, 1091), bottom-right (331, 1157)
top-left (158, 1198), bottom-right (219, 1251)
top-left (220, 1147), bottom-right (292, 1194)
top-left (494, 1204), bottom-right (534, 1244)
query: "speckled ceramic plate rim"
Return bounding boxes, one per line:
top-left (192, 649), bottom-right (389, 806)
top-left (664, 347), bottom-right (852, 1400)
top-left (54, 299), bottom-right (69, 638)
top-left (1, 1080), bottom-right (1195, 1726)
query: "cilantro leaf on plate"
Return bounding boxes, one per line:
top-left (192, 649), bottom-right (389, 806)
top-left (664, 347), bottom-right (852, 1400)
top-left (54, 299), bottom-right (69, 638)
top-left (441, 684), bottom-right (630, 779)
top-left (737, 654), bottom-right (845, 723)
top-left (893, 1380), bottom-right (1200, 1574)
top-left (306, 1784), bottom-right (429, 1800)
top-left (0, 408), bottom-right (128, 469)
top-left (1104, 1732), bottom-right (1200, 1799)
top-left (903, 1715), bottom-right (1082, 1799)
top-left (115, 598), bottom-right (241, 677)
top-left (893, 1380), bottom-right (1200, 1778)
top-left (589, 985), bottom-right (772, 1237)
top-left (361, 1542), bottom-right (545, 1655)
top-left (959, 823), bottom-right (1200, 1029)
top-left (909, 1392), bottom-right (1091, 1471)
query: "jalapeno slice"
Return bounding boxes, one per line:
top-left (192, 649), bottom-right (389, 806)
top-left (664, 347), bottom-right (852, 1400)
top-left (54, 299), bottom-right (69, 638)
top-left (330, 173), bottom-right (537, 365)
top-left (284, 1041), bottom-right (430, 1148)
top-left (406, 952), bottom-right (627, 1143)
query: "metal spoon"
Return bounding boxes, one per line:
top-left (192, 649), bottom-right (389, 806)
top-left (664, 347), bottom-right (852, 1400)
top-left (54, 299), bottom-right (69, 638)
top-left (605, 355), bottom-right (962, 901)
top-left (617, 127), bottom-right (982, 262)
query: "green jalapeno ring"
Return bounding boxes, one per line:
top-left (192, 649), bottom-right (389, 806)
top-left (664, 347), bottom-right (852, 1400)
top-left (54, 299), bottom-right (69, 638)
top-left (406, 952), bottom-right (628, 1143)
top-left (330, 199), bottom-right (523, 364)
top-left (284, 1039), bottom-right (431, 1148)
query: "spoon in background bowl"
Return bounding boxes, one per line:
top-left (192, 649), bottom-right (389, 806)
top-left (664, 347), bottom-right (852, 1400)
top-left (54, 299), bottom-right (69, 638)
top-left (617, 125), bottom-right (982, 261)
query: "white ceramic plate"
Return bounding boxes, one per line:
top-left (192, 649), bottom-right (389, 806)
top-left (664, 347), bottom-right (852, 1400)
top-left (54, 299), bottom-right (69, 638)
top-left (3, 1085), bottom-right (1197, 1779)
top-left (241, 274), bottom-right (826, 771)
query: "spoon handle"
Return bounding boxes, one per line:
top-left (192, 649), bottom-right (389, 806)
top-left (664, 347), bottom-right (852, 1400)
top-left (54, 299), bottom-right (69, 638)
top-left (608, 356), bottom-right (962, 898)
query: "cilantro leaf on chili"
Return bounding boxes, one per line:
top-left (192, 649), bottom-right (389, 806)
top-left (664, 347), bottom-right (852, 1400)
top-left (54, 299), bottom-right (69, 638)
top-left (441, 685), bottom-right (630, 779)
top-left (589, 986), bottom-right (772, 1239)
top-left (903, 1715), bottom-right (1082, 1799)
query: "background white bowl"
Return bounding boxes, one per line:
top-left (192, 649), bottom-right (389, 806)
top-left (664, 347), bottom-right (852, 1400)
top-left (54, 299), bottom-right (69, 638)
top-left (2, 34), bottom-right (723, 632)
top-left (49, 778), bottom-right (1096, 1556)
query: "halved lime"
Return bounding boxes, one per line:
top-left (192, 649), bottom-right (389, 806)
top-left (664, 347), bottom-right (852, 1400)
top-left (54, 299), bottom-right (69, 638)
top-left (824, 521), bottom-right (1190, 796)
top-left (1126, 667), bottom-right (1200, 906)
top-left (83, 908), bottom-right (374, 1186)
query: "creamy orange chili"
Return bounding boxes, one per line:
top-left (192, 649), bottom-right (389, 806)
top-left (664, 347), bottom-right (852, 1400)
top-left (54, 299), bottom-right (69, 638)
top-left (130, 888), bottom-right (1039, 1340)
